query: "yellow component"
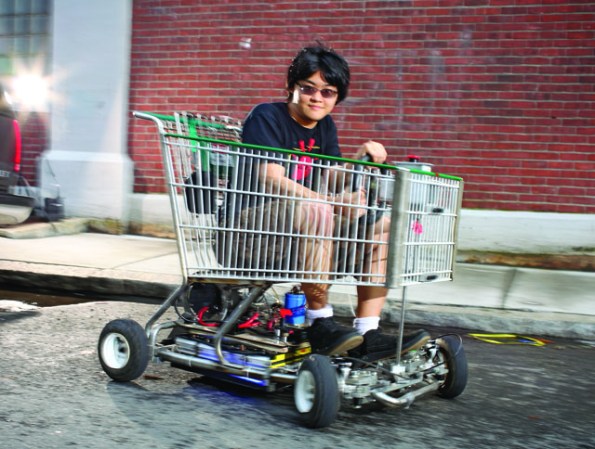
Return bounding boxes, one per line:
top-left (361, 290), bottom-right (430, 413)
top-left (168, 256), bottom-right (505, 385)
top-left (271, 346), bottom-right (311, 368)
top-left (468, 333), bottom-right (547, 346)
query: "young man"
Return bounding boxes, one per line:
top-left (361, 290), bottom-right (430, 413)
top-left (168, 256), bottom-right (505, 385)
top-left (241, 45), bottom-right (430, 362)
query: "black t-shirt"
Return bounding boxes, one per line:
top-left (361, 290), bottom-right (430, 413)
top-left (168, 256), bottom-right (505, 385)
top-left (223, 102), bottom-right (342, 217)
top-left (242, 102), bottom-right (341, 187)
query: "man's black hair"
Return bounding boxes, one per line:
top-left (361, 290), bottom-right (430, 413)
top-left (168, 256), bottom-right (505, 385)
top-left (287, 45), bottom-right (350, 103)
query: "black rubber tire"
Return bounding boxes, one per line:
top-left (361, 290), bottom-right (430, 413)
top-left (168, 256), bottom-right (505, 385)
top-left (294, 354), bottom-right (340, 428)
top-left (436, 335), bottom-right (468, 399)
top-left (98, 319), bottom-right (149, 382)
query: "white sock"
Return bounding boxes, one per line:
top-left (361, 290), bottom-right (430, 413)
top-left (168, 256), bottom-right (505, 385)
top-left (306, 305), bottom-right (333, 325)
top-left (353, 316), bottom-right (380, 335)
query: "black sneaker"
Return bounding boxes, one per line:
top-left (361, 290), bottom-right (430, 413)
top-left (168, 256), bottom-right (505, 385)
top-left (306, 317), bottom-right (364, 356)
top-left (349, 328), bottom-right (431, 362)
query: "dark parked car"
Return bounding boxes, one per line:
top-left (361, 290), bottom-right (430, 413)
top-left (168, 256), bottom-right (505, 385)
top-left (0, 82), bottom-right (34, 225)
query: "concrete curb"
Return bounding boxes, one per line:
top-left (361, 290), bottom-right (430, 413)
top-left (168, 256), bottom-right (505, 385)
top-left (0, 260), bottom-right (180, 299)
top-left (0, 218), bottom-right (90, 239)
top-left (333, 301), bottom-right (595, 340)
top-left (1, 257), bottom-right (594, 339)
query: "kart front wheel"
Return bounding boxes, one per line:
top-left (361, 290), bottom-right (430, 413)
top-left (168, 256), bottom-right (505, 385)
top-left (98, 319), bottom-right (149, 382)
top-left (294, 354), bottom-right (340, 428)
top-left (435, 335), bottom-right (468, 399)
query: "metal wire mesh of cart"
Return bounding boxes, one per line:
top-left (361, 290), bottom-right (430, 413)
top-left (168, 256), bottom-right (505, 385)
top-left (386, 170), bottom-right (464, 287)
top-left (134, 111), bottom-right (463, 289)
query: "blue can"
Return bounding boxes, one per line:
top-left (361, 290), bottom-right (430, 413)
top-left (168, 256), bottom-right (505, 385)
top-left (284, 292), bottom-right (306, 326)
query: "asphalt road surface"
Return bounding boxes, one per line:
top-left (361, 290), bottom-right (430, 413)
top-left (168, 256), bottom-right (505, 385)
top-left (0, 291), bottom-right (594, 449)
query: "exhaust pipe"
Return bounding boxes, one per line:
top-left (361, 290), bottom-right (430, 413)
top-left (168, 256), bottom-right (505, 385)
top-left (371, 382), bottom-right (439, 408)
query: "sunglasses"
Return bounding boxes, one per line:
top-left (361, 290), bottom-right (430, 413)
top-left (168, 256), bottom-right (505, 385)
top-left (297, 84), bottom-right (338, 99)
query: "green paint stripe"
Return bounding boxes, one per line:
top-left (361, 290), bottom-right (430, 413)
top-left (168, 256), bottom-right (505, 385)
top-left (163, 133), bottom-right (464, 181)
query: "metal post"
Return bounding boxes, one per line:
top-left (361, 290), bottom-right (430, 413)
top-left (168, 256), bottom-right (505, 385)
top-left (395, 285), bottom-right (408, 367)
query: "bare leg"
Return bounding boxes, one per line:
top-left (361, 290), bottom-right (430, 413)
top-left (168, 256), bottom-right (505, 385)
top-left (294, 201), bottom-right (334, 310)
top-left (351, 219), bottom-right (430, 357)
top-left (297, 202), bottom-right (364, 355)
top-left (301, 282), bottom-right (329, 310)
top-left (356, 215), bottom-right (390, 317)
top-left (356, 285), bottom-right (387, 317)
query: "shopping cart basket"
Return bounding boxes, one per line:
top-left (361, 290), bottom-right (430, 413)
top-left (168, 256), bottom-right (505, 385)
top-left (98, 110), bottom-right (466, 428)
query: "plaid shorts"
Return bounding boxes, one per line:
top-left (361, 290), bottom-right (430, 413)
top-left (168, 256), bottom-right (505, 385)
top-left (217, 199), bottom-right (380, 278)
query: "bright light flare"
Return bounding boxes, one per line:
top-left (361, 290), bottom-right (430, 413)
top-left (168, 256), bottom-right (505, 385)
top-left (12, 74), bottom-right (50, 111)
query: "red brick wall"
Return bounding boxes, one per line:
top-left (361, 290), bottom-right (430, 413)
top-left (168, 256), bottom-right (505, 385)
top-left (129, 0), bottom-right (595, 213)
top-left (17, 111), bottom-right (49, 185)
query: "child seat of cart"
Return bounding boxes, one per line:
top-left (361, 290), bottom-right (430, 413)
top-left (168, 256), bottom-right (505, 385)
top-left (180, 113), bottom-right (242, 216)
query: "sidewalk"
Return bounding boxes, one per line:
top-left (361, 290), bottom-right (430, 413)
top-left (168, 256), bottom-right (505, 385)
top-left (1, 219), bottom-right (594, 339)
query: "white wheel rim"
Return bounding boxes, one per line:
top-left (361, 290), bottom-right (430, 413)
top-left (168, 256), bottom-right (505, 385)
top-left (295, 370), bottom-right (316, 413)
top-left (101, 333), bottom-right (130, 369)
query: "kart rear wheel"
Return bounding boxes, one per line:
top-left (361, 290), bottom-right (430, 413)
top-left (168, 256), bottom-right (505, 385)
top-left (294, 354), bottom-right (339, 428)
top-left (98, 319), bottom-right (149, 382)
top-left (436, 335), bottom-right (468, 399)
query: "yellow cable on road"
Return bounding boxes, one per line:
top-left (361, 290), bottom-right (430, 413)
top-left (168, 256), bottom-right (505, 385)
top-left (469, 333), bottom-right (549, 346)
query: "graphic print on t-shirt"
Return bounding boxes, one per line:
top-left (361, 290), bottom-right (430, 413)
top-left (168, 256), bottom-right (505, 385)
top-left (292, 138), bottom-right (318, 181)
